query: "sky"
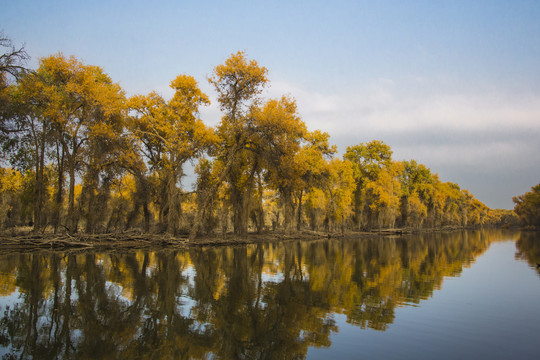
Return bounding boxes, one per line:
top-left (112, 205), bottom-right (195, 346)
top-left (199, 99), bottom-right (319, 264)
top-left (2, 0), bottom-right (539, 209)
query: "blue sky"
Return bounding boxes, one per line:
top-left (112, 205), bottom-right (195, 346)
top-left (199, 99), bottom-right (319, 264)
top-left (2, 0), bottom-right (540, 209)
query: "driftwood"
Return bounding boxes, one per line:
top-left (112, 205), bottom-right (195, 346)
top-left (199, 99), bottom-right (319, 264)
top-left (0, 226), bottom-right (473, 252)
top-left (0, 232), bottom-right (188, 251)
top-left (0, 230), bottom-right (331, 251)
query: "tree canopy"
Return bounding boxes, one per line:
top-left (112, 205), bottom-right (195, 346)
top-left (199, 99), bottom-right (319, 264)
top-left (513, 184), bottom-right (540, 227)
top-left (0, 38), bottom-right (514, 237)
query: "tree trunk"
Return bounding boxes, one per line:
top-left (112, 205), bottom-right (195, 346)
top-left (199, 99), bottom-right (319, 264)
top-left (232, 185), bottom-right (247, 236)
top-left (283, 191), bottom-right (293, 234)
top-left (166, 169), bottom-right (178, 235)
top-left (158, 174), bottom-right (168, 232)
top-left (143, 202), bottom-right (150, 232)
top-left (33, 135), bottom-right (46, 232)
top-left (220, 201), bottom-right (228, 236)
top-left (189, 143), bottom-right (240, 240)
top-left (29, 119), bottom-right (46, 233)
top-left (93, 175), bottom-right (112, 233)
top-left (84, 170), bottom-right (98, 233)
top-left (85, 187), bottom-right (95, 233)
top-left (126, 172), bottom-right (151, 232)
top-left (296, 190), bottom-right (303, 232)
top-left (257, 173), bottom-right (264, 234)
top-left (67, 159), bottom-right (76, 233)
top-left (52, 145), bottom-right (64, 233)
top-left (353, 186), bottom-right (362, 230)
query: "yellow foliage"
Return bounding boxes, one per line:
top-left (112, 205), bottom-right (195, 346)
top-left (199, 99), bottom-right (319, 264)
top-left (326, 158), bottom-right (355, 222)
top-left (306, 188), bottom-right (327, 211)
top-left (209, 51), bottom-right (268, 118)
top-left (407, 191), bottom-right (427, 228)
top-left (364, 165), bottom-right (401, 228)
top-left (0, 167), bottom-right (23, 192)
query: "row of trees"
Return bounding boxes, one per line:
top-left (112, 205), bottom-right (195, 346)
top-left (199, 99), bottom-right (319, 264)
top-left (0, 36), bottom-right (511, 237)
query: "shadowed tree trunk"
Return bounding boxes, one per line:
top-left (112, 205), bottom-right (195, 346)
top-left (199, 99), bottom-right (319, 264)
top-left (52, 143), bottom-right (65, 233)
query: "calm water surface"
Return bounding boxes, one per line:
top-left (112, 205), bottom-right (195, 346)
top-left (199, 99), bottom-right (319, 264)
top-left (0, 229), bottom-right (539, 359)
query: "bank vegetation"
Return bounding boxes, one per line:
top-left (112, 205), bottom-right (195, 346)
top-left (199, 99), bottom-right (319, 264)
top-left (0, 35), bottom-right (516, 243)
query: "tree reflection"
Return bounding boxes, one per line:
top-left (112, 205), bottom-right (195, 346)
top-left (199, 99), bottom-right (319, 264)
top-left (0, 230), bottom-right (509, 359)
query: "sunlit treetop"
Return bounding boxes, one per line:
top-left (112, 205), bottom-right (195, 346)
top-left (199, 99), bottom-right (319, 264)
top-left (344, 140), bottom-right (393, 181)
top-left (169, 74), bottom-right (210, 115)
top-left (209, 51), bottom-right (268, 117)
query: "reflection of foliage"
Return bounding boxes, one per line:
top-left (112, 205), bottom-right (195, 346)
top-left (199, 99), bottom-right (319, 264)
top-left (515, 231), bottom-right (540, 274)
top-left (0, 230), bottom-right (506, 359)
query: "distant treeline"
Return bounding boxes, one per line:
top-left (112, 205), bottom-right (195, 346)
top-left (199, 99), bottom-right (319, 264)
top-left (513, 184), bottom-right (540, 228)
top-left (0, 36), bottom-right (517, 237)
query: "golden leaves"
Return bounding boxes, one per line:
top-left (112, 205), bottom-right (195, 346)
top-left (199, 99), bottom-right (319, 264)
top-left (209, 51), bottom-right (268, 115)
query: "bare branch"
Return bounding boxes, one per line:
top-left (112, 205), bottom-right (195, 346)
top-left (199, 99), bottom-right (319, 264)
top-left (0, 32), bottom-right (30, 82)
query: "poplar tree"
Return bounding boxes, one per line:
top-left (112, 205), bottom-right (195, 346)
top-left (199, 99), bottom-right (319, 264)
top-left (191, 51), bottom-right (268, 238)
top-left (128, 75), bottom-right (212, 234)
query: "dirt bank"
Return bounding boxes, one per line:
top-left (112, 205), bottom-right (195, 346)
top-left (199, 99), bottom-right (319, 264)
top-left (0, 226), bottom-right (470, 252)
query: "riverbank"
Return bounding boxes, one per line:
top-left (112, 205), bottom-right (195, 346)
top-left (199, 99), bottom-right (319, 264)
top-left (0, 226), bottom-right (484, 252)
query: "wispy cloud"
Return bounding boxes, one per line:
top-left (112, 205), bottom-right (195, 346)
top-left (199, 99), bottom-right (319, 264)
top-left (268, 78), bottom-right (540, 134)
top-left (265, 78), bottom-right (540, 208)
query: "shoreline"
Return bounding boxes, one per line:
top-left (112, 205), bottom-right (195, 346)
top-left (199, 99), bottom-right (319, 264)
top-left (0, 226), bottom-right (514, 252)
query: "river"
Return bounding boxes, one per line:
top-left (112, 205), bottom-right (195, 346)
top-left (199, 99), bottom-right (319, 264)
top-left (0, 229), bottom-right (539, 359)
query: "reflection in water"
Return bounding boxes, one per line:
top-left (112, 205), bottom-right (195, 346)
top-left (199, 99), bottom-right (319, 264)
top-left (0, 230), bottom-right (519, 359)
top-left (515, 231), bottom-right (540, 275)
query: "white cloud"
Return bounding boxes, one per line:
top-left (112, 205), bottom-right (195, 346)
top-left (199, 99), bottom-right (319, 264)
top-left (263, 78), bottom-right (540, 209)
top-left (267, 78), bottom-right (540, 136)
